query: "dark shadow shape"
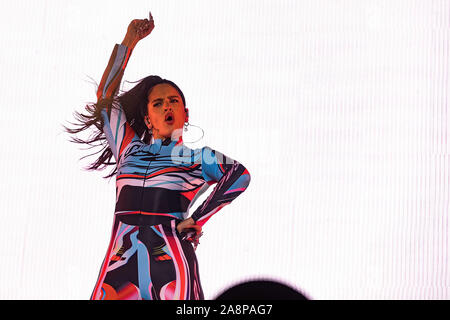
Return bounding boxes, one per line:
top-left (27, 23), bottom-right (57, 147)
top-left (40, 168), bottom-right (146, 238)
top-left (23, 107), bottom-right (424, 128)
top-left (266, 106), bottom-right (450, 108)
top-left (214, 280), bottom-right (308, 300)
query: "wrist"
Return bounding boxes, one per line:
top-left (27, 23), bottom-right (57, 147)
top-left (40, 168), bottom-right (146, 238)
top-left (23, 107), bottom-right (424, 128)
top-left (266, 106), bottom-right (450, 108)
top-left (121, 35), bottom-right (137, 49)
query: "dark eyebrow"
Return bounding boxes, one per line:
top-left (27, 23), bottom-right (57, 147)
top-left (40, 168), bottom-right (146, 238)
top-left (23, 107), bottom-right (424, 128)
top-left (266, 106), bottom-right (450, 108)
top-left (151, 95), bottom-right (180, 103)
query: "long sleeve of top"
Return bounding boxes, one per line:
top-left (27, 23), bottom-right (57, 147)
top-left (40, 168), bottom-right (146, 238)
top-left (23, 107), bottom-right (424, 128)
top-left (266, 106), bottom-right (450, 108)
top-left (97, 43), bottom-right (140, 162)
top-left (190, 147), bottom-right (251, 227)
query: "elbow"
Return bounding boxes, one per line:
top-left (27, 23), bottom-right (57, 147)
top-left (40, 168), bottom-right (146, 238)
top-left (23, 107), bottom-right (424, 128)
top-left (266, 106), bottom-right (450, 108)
top-left (241, 166), bottom-right (251, 189)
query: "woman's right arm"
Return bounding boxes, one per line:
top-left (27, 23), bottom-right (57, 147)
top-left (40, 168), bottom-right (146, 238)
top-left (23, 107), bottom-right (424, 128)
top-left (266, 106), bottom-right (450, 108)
top-left (97, 13), bottom-right (155, 161)
top-left (97, 13), bottom-right (154, 102)
top-left (96, 43), bottom-right (132, 102)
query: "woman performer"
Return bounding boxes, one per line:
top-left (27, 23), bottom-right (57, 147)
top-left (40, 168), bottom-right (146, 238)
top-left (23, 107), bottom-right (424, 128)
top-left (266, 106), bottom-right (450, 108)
top-left (65, 11), bottom-right (251, 300)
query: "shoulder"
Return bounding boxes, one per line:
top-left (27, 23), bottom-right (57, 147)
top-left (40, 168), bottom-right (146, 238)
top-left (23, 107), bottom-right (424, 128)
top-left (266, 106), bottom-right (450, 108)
top-left (197, 146), bottom-right (233, 168)
top-left (198, 146), bottom-right (218, 164)
top-left (175, 145), bottom-right (216, 166)
top-left (178, 145), bottom-right (229, 166)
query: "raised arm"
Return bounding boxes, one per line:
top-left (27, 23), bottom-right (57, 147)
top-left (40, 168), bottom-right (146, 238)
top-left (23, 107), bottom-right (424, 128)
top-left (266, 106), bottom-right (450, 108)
top-left (97, 13), bottom-right (155, 161)
top-left (97, 13), bottom-right (154, 101)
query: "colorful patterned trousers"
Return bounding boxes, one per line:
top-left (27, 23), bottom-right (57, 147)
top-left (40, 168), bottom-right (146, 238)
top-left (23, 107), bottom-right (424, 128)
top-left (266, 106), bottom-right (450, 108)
top-left (91, 218), bottom-right (204, 300)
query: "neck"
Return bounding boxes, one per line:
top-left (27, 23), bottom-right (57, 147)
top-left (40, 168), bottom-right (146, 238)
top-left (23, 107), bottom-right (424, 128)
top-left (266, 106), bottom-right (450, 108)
top-left (152, 128), bottom-right (183, 143)
top-left (151, 134), bottom-right (183, 145)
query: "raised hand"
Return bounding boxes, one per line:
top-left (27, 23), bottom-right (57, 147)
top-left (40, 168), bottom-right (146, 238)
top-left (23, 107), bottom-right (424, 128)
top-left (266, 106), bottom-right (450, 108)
top-left (122, 11), bottom-right (155, 48)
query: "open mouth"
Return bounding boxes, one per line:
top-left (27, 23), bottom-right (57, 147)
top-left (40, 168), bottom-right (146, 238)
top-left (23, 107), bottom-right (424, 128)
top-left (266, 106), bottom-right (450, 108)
top-left (165, 112), bottom-right (174, 125)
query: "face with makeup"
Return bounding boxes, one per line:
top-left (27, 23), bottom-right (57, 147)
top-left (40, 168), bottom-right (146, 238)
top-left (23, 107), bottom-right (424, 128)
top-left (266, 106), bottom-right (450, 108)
top-left (144, 83), bottom-right (188, 140)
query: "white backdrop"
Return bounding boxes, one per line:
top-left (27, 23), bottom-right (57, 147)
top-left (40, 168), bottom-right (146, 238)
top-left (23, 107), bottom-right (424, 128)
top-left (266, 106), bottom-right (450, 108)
top-left (0, 0), bottom-right (449, 299)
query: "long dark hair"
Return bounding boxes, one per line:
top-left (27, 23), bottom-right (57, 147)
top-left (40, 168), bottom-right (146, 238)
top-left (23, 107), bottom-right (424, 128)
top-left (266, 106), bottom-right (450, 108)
top-left (63, 75), bottom-right (187, 179)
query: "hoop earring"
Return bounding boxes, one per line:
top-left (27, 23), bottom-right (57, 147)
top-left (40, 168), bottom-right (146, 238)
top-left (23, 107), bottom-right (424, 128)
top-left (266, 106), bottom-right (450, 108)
top-left (182, 120), bottom-right (204, 143)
